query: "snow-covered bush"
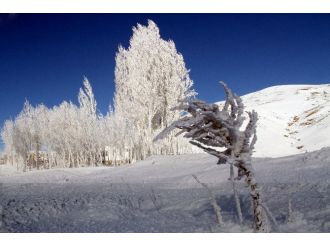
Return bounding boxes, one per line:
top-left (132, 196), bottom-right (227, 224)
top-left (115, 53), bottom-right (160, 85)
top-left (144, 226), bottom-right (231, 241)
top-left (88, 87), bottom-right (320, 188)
top-left (155, 82), bottom-right (269, 232)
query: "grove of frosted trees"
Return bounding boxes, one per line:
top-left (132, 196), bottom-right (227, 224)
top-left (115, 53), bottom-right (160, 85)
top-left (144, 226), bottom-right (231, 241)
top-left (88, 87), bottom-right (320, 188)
top-left (0, 20), bottom-right (195, 171)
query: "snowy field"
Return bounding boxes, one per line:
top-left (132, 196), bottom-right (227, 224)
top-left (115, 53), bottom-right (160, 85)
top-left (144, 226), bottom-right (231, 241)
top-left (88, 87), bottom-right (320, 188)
top-left (0, 148), bottom-right (329, 233)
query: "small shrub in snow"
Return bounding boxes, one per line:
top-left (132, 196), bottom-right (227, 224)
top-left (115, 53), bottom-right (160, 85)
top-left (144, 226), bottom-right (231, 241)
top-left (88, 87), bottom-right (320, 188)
top-left (155, 82), bottom-right (269, 232)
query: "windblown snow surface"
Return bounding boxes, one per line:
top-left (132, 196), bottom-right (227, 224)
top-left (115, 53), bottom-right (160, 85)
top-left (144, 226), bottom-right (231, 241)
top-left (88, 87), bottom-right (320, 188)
top-left (0, 84), bottom-right (329, 233)
top-left (0, 149), bottom-right (329, 233)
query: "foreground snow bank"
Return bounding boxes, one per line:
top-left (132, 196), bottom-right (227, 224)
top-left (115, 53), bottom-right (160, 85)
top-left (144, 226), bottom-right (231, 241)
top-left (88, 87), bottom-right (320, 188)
top-left (0, 149), bottom-right (329, 232)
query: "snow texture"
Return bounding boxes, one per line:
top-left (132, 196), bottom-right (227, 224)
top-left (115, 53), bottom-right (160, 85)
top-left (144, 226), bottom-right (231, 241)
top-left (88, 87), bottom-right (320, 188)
top-left (1, 148), bottom-right (329, 232)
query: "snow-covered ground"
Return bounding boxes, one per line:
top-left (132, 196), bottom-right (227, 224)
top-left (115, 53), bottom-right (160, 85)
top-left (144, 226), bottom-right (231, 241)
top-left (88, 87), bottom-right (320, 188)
top-left (1, 148), bottom-right (329, 232)
top-left (1, 84), bottom-right (329, 232)
top-left (217, 84), bottom-right (330, 157)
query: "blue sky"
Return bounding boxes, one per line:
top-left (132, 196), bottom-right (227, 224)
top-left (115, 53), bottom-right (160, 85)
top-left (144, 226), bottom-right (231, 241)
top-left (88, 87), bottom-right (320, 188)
top-left (1, 14), bottom-right (330, 134)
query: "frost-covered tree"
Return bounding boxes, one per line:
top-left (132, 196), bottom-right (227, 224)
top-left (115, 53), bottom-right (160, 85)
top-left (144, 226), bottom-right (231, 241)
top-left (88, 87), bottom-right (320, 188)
top-left (0, 78), bottom-right (106, 170)
top-left (114, 20), bottom-right (195, 162)
top-left (5, 101), bottom-right (46, 170)
top-left (77, 77), bottom-right (99, 166)
top-left (78, 77), bottom-right (97, 118)
top-left (1, 20), bottom-right (197, 170)
top-left (1, 120), bottom-right (15, 165)
top-left (155, 82), bottom-right (269, 232)
top-left (48, 101), bottom-right (80, 167)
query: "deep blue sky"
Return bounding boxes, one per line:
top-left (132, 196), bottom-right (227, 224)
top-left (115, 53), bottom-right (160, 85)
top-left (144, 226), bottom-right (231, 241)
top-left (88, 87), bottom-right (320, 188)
top-left (1, 14), bottom-right (330, 130)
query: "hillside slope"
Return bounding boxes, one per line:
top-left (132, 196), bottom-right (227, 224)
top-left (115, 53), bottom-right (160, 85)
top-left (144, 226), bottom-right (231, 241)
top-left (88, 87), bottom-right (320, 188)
top-left (217, 84), bottom-right (330, 157)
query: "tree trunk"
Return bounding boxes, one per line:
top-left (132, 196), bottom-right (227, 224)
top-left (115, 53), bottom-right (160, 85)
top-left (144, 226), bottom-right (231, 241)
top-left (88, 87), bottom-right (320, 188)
top-left (11, 152), bottom-right (14, 165)
top-left (238, 160), bottom-right (269, 232)
top-left (230, 163), bottom-right (243, 225)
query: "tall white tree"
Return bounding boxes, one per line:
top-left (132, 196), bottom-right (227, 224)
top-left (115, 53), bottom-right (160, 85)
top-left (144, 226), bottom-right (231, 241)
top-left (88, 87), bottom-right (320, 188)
top-left (114, 20), bottom-right (195, 161)
top-left (77, 77), bottom-right (99, 166)
top-left (78, 77), bottom-right (97, 118)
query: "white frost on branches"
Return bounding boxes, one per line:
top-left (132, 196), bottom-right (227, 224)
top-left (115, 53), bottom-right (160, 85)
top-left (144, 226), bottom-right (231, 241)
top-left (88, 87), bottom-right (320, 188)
top-left (1, 20), bottom-right (196, 169)
top-left (155, 82), bottom-right (269, 232)
top-left (78, 77), bottom-right (97, 117)
top-left (113, 20), bottom-right (195, 161)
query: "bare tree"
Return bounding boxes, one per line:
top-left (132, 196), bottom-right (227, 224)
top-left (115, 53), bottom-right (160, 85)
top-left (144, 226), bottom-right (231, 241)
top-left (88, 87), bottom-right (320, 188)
top-left (155, 82), bottom-right (269, 232)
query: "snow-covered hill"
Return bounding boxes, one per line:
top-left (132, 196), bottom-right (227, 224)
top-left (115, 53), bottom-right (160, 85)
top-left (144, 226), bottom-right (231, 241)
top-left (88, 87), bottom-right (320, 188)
top-left (217, 84), bottom-right (330, 157)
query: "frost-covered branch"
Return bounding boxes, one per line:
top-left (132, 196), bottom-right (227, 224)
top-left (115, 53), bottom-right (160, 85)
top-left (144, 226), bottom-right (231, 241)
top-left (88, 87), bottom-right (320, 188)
top-left (192, 174), bottom-right (223, 226)
top-left (155, 82), bottom-right (269, 232)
